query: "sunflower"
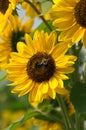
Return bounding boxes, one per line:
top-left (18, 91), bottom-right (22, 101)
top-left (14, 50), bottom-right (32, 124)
top-left (0, 39), bottom-right (11, 70)
top-left (0, 15), bottom-right (33, 70)
top-left (0, 0), bottom-right (12, 32)
top-left (21, 0), bottom-right (41, 18)
top-left (0, 0), bottom-right (23, 33)
top-left (50, 0), bottom-right (86, 47)
top-left (9, 0), bottom-right (23, 9)
top-left (21, 0), bottom-right (51, 20)
top-left (0, 0), bottom-right (22, 32)
top-left (6, 31), bottom-right (76, 106)
top-left (62, 89), bottom-right (75, 115)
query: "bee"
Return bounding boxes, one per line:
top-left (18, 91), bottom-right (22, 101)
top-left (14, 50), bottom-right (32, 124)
top-left (36, 58), bottom-right (50, 69)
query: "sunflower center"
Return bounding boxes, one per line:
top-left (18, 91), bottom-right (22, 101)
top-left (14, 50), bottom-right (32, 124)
top-left (0, 0), bottom-right (10, 14)
top-left (11, 31), bottom-right (25, 52)
top-left (27, 52), bottom-right (56, 82)
top-left (74, 0), bottom-right (86, 27)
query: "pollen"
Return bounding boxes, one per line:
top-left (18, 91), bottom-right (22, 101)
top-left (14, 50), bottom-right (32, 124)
top-left (74, 0), bottom-right (86, 28)
top-left (0, 0), bottom-right (10, 14)
top-left (27, 52), bottom-right (56, 82)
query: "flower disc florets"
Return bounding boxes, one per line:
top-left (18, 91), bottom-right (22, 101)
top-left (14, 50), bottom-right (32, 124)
top-left (74, 0), bottom-right (86, 27)
top-left (27, 52), bottom-right (56, 82)
top-left (0, 0), bottom-right (10, 14)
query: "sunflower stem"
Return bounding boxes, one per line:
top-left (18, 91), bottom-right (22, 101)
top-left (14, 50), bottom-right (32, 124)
top-left (71, 42), bottom-right (82, 82)
top-left (24, 0), bottom-right (52, 31)
top-left (75, 111), bottom-right (84, 130)
top-left (79, 114), bottom-right (84, 130)
top-left (57, 94), bottom-right (73, 130)
top-left (34, 109), bottom-right (64, 124)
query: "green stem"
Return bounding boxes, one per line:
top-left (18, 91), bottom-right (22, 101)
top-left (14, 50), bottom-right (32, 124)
top-left (75, 112), bottom-right (84, 130)
top-left (57, 94), bottom-right (74, 130)
top-left (71, 42), bottom-right (82, 82)
top-left (79, 114), bottom-right (84, 130)
top-left (24, 0), bottom-right (52, 31)
top-left (34, 109), bottom-right (64, 124)
top-left (75, 112), bottom-right (79, 130)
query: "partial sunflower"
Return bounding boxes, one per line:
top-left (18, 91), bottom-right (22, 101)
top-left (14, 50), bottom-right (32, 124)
top-left (0, 0), bottom-right (12, 32)
top-left (62, 89), bottom-right (75, 115)
top-left (0, 15), bottom-right (33, 70)
top-left (9, 0), bottom-right (23, 9)
top-left (6, 31), bottom-right (77, 106)
top-left (0, 40), bottom-right (11, 70)
top-left (21, 0), bottom-right (41, 18)
top-left (0, 0), bottom-right (21, 32)
top-left (21, 0), bottom-right (51, 20)
top-left (50, 0), bottom-right (86, 47)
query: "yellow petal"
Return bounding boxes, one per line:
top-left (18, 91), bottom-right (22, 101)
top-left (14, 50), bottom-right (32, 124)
top-left (58, 24), bottom-right (79, 41)
top-left (8, 75), bottom-right (28, 86)
top-left (49, 77), bottom-right (58, 89)
top-left (51, 42), bottom-right (68, 59)
top-left (10, 52), bottom-right (28, 63)
top-left (40, 82), bottom-right (48, 94)
top-left (53, 0), bottom-right (77, 8)
top-left (23, 19), bottom-right (34, 33)
top-left (56, 87), bottom-right (68, 95)
top-left (72, 27), bottom-right (85, 43)
top-left (82, 30), bottom-right (86, 48)
top-left (57, 67), bottom-right (75, 74)
top-left (29, 83), bottom-right (42, 104)
top-left (18, 80), bottom-right (34, 96)
top-left (55, 73), bottom-right (68, 80)
top-left (48, 88), bottom-right (56, 99)
top-left (7, 71), bottom-right (27, 80)
top-left (58, 79), bottom-right (64, 88)
top-left (17, 42), bottom-right (26, 53)
top-left (9, 15), bottom-right (18, 31)
top-left (55, 55), bottom-right (77, 67)
top-left (46, 31), bottom-right (57, 53)
top-left (63, 0), bottom-right (77, 6)
top-left (7, 66), bottom-right (26, 74)
top-left (25, 33), bottom-right (35, 54)
top-left (53, 0), bottom-right (69, 6)
top-left (54, 16), bottom-right (75, 30)
top-left (33, 31), bottom-right (45, 51)
top-left (13, 79), bottom-right (33, 91)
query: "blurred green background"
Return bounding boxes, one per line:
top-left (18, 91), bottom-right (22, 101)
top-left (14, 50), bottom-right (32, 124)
top-left (0, 72), bottom-right (40, 130)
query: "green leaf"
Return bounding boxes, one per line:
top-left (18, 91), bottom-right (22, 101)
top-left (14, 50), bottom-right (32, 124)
top-left (38, 0), bottom-right (52, 15)
top-left (31, 20), bottom-right (56, 37)
top-left (41, 1), bottom-right (52, 14)
top-left (5, 109), bottom-right (39, 130)
top-left (38, 0), bottom-right (46, 2)
top-left (5, 107), bottom-right (63, 130)
top-left (70, 82), bottom-right (86, 113)
top-left (0, 70), bottom-right (7, 81)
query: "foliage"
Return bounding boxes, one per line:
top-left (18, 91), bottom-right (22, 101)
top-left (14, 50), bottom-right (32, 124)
top-left (0, 0), bottom-right (86, 130)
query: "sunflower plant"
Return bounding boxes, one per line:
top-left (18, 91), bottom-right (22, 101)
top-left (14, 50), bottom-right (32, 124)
top-left (0, 0), bottom-right (86, 130)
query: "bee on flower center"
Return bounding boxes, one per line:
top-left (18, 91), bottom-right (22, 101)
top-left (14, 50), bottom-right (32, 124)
top-left (27, 52), bottom-right (56, 83)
